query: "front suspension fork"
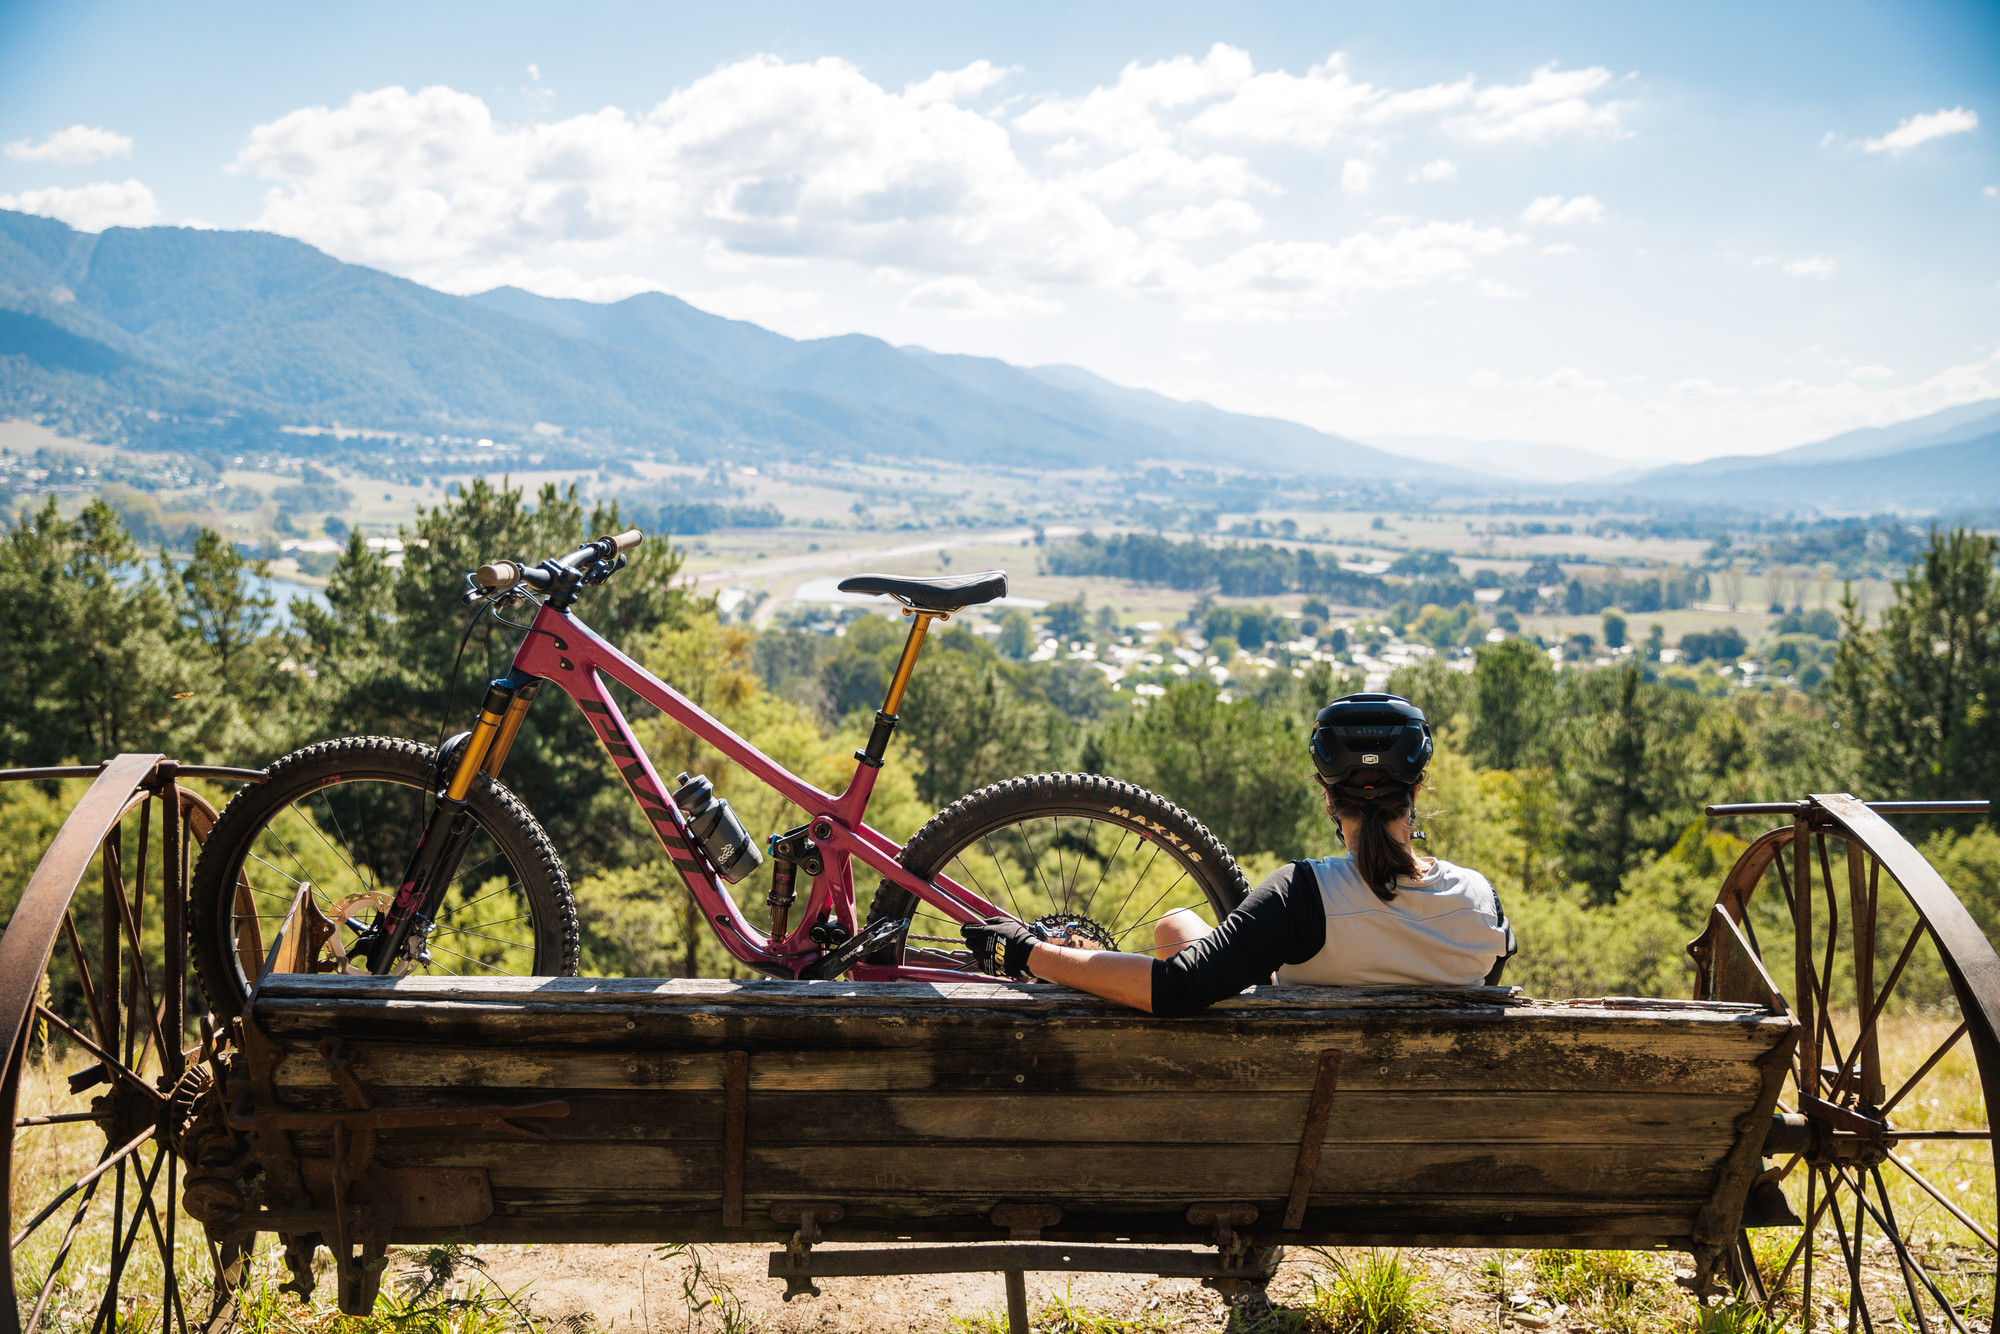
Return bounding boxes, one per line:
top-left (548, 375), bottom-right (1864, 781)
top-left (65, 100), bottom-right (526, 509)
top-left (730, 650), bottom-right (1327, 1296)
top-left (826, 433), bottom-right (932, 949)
top-left (362, 674), bottom-right (541, 973)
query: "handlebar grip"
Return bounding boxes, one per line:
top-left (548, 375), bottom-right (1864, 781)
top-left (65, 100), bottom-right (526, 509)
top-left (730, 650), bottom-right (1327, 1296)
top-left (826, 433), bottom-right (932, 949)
top-left (474, 560), bottom-right (525, 589)
top-left (609, 529), bottom-right (644, 554)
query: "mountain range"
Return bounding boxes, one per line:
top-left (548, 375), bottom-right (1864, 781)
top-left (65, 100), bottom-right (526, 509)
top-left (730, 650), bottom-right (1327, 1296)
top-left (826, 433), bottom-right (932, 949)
top-left (1595, 398), bottom-right (2000, 510)
top-left (1, 206), bottom-right (1996, 511)
top-left (0, 208), bottom-right (1425, 482)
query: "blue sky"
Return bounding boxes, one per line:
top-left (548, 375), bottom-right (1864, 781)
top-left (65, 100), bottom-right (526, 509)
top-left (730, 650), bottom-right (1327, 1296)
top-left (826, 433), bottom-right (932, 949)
top-left (1, 0), bottom-right (1995, 463)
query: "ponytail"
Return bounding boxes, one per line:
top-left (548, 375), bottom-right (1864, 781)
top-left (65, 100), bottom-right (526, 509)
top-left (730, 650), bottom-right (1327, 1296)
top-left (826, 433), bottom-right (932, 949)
top-left (1322, 770), bottom-right (1421, 902)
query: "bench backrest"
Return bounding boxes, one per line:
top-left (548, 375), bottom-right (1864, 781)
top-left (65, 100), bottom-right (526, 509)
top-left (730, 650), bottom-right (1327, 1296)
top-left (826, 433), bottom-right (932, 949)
top-left (249, 976), bottom-right (1795, 1251)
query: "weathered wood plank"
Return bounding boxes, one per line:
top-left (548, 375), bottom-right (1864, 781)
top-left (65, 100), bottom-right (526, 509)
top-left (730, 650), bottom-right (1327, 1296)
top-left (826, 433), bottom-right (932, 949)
top-left (267, 1026), bottom-right (1777, 1097)
top-left (270, 1089), bottom-right (1752, 1147)
top-left (336, 1140), bottom-right (1728, 1200)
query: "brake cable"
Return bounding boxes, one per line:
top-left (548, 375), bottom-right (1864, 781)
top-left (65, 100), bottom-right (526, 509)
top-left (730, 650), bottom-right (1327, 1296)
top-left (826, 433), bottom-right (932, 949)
top-left (434, 599), bottom-right (497, 751)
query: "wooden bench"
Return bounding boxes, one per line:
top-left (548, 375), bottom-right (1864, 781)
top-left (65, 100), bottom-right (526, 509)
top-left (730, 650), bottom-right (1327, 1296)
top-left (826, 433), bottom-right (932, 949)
top-left (203, 975), bottom-right (1797, 1316)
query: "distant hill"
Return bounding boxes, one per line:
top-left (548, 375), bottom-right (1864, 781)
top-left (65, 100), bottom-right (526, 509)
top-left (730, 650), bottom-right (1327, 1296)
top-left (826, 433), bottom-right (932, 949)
top-left (0, 208), bottom-right (1429, 479)
top-left (1608, 428), bottom-right (2000, 513)
top-left (1624, 397), bottom-right (2000, 494)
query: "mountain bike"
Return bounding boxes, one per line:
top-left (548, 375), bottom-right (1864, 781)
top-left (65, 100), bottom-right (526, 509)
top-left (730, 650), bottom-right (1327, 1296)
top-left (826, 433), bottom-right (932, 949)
top-left (189, 530), bottom-right (1247, 1015)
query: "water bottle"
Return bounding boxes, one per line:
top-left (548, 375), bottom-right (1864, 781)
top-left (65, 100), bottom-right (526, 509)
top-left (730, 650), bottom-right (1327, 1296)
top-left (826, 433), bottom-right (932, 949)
top-left (671, 772), bottom-right (764, 883)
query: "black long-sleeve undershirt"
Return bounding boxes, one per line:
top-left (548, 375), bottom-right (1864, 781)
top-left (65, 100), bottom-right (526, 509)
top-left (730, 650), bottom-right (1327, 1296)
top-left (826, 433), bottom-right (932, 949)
top-left (1147, 860), bottom-right (1513, 1015)
top-left (1149, 862), bottom-right (1323, 1016)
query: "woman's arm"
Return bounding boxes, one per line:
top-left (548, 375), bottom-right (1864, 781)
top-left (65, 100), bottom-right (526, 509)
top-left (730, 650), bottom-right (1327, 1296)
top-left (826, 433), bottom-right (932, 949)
top-left (970, 864), bottom-right (1326, 1013)
top-left (1024, 942), bottom-right (1156, 1010)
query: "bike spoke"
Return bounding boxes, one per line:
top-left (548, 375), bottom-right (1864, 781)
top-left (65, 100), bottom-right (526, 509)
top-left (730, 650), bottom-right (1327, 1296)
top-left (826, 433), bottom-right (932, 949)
top-left (1073, 826), bottom-right (1129, 924)
top-left (1111, 870), bottom-right (1194, 948)
top-left (1103, 842), bottom-right (1166, 933)
top-left (430, 923), bottom-right (533, 950)
top-left (304, 790), bottom-right (378, 895)
top-left (948, 850), bottom-right (1019, 923)
top-left (424, 943), bottom-right (514, 975)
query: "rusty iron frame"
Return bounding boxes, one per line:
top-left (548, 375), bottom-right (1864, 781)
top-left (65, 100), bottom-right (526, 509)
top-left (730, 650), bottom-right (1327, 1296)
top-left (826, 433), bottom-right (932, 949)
top-left (1694, 792), bottom-right (2000, 1324)
top-left (0, 756), bottom-right (258, 1334)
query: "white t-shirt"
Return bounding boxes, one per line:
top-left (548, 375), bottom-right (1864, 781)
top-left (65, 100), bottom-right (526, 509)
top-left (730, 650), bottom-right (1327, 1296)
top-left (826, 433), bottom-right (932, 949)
top-left (1275, 855), bottom-right (1515, 988)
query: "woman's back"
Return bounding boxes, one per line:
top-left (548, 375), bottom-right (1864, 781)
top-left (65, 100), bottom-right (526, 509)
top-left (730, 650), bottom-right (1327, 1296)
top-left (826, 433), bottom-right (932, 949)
top-left (1278, 855), bottom-right (1513, 988)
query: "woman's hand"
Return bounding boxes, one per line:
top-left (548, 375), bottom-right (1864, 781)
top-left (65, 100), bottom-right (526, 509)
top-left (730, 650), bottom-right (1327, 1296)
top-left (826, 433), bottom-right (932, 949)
top-left (961, 916), bottom-right (1039, 978)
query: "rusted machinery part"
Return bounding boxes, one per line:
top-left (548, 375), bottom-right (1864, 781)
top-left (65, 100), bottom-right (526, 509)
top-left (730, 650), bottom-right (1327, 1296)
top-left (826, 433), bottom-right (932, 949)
top-left (1692, 793), bottom-right (2000, 1326)
top-left (0, 758), bottom-right (229, 1334)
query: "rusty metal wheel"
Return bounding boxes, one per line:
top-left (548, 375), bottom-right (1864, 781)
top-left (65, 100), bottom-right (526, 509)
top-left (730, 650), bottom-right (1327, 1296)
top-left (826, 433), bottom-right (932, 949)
top-left (0, 758), bottom-right (259, 1334)
top-left (1692, 793), bottom-right (2000, 1332)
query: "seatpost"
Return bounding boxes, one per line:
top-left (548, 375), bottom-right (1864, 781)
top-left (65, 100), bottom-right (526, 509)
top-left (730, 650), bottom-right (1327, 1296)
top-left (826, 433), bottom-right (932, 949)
top-left (856, 608), bottom-right (944, 768)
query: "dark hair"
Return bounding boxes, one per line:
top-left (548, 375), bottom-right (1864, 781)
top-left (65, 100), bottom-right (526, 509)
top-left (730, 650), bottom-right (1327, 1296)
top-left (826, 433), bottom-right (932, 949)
top-left (1322, 767), bottom-right (1422, 902)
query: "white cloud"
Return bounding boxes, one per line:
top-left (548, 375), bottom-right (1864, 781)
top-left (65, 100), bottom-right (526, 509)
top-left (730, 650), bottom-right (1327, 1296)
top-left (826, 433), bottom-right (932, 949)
top-left (1846, 364), bottom-right (1893, 381)
top-left (1016, 44), bottom-right (1253, 150)
top-left (1540, 242), bottom-right (1577, 255)
top-left (1521, 194), bottom-right (1603, 225)
top-left (1144, 199), bottom-right (1261, 239)
top-left (0, 179), bottom-right (159, 230)
top-left (4, 125), bottom-right (134, 164)
top-left (1411, 159), bottom-right (1458, 182)
top-left (1184, 52), bottom-right (1470, 147)
top-left (904, 60), bottom-right (1012, 107)
top-left (1782, 257), bottom-right (1835, 279)
top-left (1862, 107), bottom-right (1978, 155)
top-left (1449, 64), bottom-right (1628, 142)
top-left (1476, 279), bottom-right (1527, 299)
top-left (902, 276), bottom-right (1062, 320)
top-left (231, 50), bottom-right (1581, 321)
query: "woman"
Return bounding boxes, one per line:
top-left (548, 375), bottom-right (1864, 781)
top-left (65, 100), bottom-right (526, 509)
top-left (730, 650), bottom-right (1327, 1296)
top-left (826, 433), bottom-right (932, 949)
top-left (962, 693), bottom-right (1516, 1013)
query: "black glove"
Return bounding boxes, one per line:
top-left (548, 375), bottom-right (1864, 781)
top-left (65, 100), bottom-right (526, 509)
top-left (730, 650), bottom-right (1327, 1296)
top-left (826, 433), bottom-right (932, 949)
top-left (962, 915), bottom-right (1041, 979)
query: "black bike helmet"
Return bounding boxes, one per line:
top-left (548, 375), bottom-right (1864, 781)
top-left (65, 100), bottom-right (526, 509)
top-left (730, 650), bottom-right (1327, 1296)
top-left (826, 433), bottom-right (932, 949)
top-left (1309, 693), bottom-right (1433, 790)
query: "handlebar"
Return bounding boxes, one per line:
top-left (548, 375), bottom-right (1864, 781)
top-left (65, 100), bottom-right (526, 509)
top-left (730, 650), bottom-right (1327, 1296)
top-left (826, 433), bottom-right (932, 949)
top-left (470, 529), bottom-right (645, 592)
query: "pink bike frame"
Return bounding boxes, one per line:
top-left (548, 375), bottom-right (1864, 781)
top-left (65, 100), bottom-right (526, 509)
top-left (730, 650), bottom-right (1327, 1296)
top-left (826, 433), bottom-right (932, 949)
top-left (509, 600), bottom-right (1003, 981)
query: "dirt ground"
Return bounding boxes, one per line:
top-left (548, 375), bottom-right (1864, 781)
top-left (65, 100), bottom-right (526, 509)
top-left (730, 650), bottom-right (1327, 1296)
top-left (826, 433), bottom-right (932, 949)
top-left (469, 1240), bottom-right (1648, 1333)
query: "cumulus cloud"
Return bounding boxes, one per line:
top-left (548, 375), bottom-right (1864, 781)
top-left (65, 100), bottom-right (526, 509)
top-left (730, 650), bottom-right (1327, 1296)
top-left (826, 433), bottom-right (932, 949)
top-left (905, 60), bottom-right (1013, 107)
top-left (1411, 159), bottom-right (1458, 182)
top-left (1862, 107), bottom-right (1978, 155)
top-left (1783, 257), bottom-right (1835, 279)
top-left (1179, 51), bottom-right (1622, 148)
top-left (1521, 194), bottom-right (1604, 225)
top-left (230, 48), bottom-right (1598, 320)
top-left (0, 179), bottom-right (159, 231)
top-left (1449, 64), bottom-right (1628, 142)
top-left (4, 125), bottom-right (134, 164)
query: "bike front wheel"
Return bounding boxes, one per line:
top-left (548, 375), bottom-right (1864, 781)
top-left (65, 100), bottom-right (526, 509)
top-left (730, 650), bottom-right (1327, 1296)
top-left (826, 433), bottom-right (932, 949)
top-left (189, 735), bottom-right (580, 1018)
top-left (864, 772), bottom-right (1248, 971)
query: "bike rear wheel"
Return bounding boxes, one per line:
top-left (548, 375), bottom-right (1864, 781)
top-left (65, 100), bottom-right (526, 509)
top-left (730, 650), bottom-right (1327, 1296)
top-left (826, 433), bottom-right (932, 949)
top-left (864, 772), bottom-right (1248, 971)
top-left (189, 736), bottom-right (579, 1018)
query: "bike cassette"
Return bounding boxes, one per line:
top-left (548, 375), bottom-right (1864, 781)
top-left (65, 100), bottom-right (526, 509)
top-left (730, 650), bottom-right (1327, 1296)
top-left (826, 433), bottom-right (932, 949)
top-left (1029, 913), bottom-right (1117, 951)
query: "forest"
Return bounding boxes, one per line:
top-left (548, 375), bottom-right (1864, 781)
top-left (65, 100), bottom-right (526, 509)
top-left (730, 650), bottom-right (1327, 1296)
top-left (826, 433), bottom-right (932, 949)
top-left (5, 478), bottom-right (2000, 1001)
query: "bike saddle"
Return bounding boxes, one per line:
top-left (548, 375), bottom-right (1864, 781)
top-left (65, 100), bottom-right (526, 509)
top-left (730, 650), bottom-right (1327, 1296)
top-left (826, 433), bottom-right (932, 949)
top-left (837, 570), bottom-right (1007, 612)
